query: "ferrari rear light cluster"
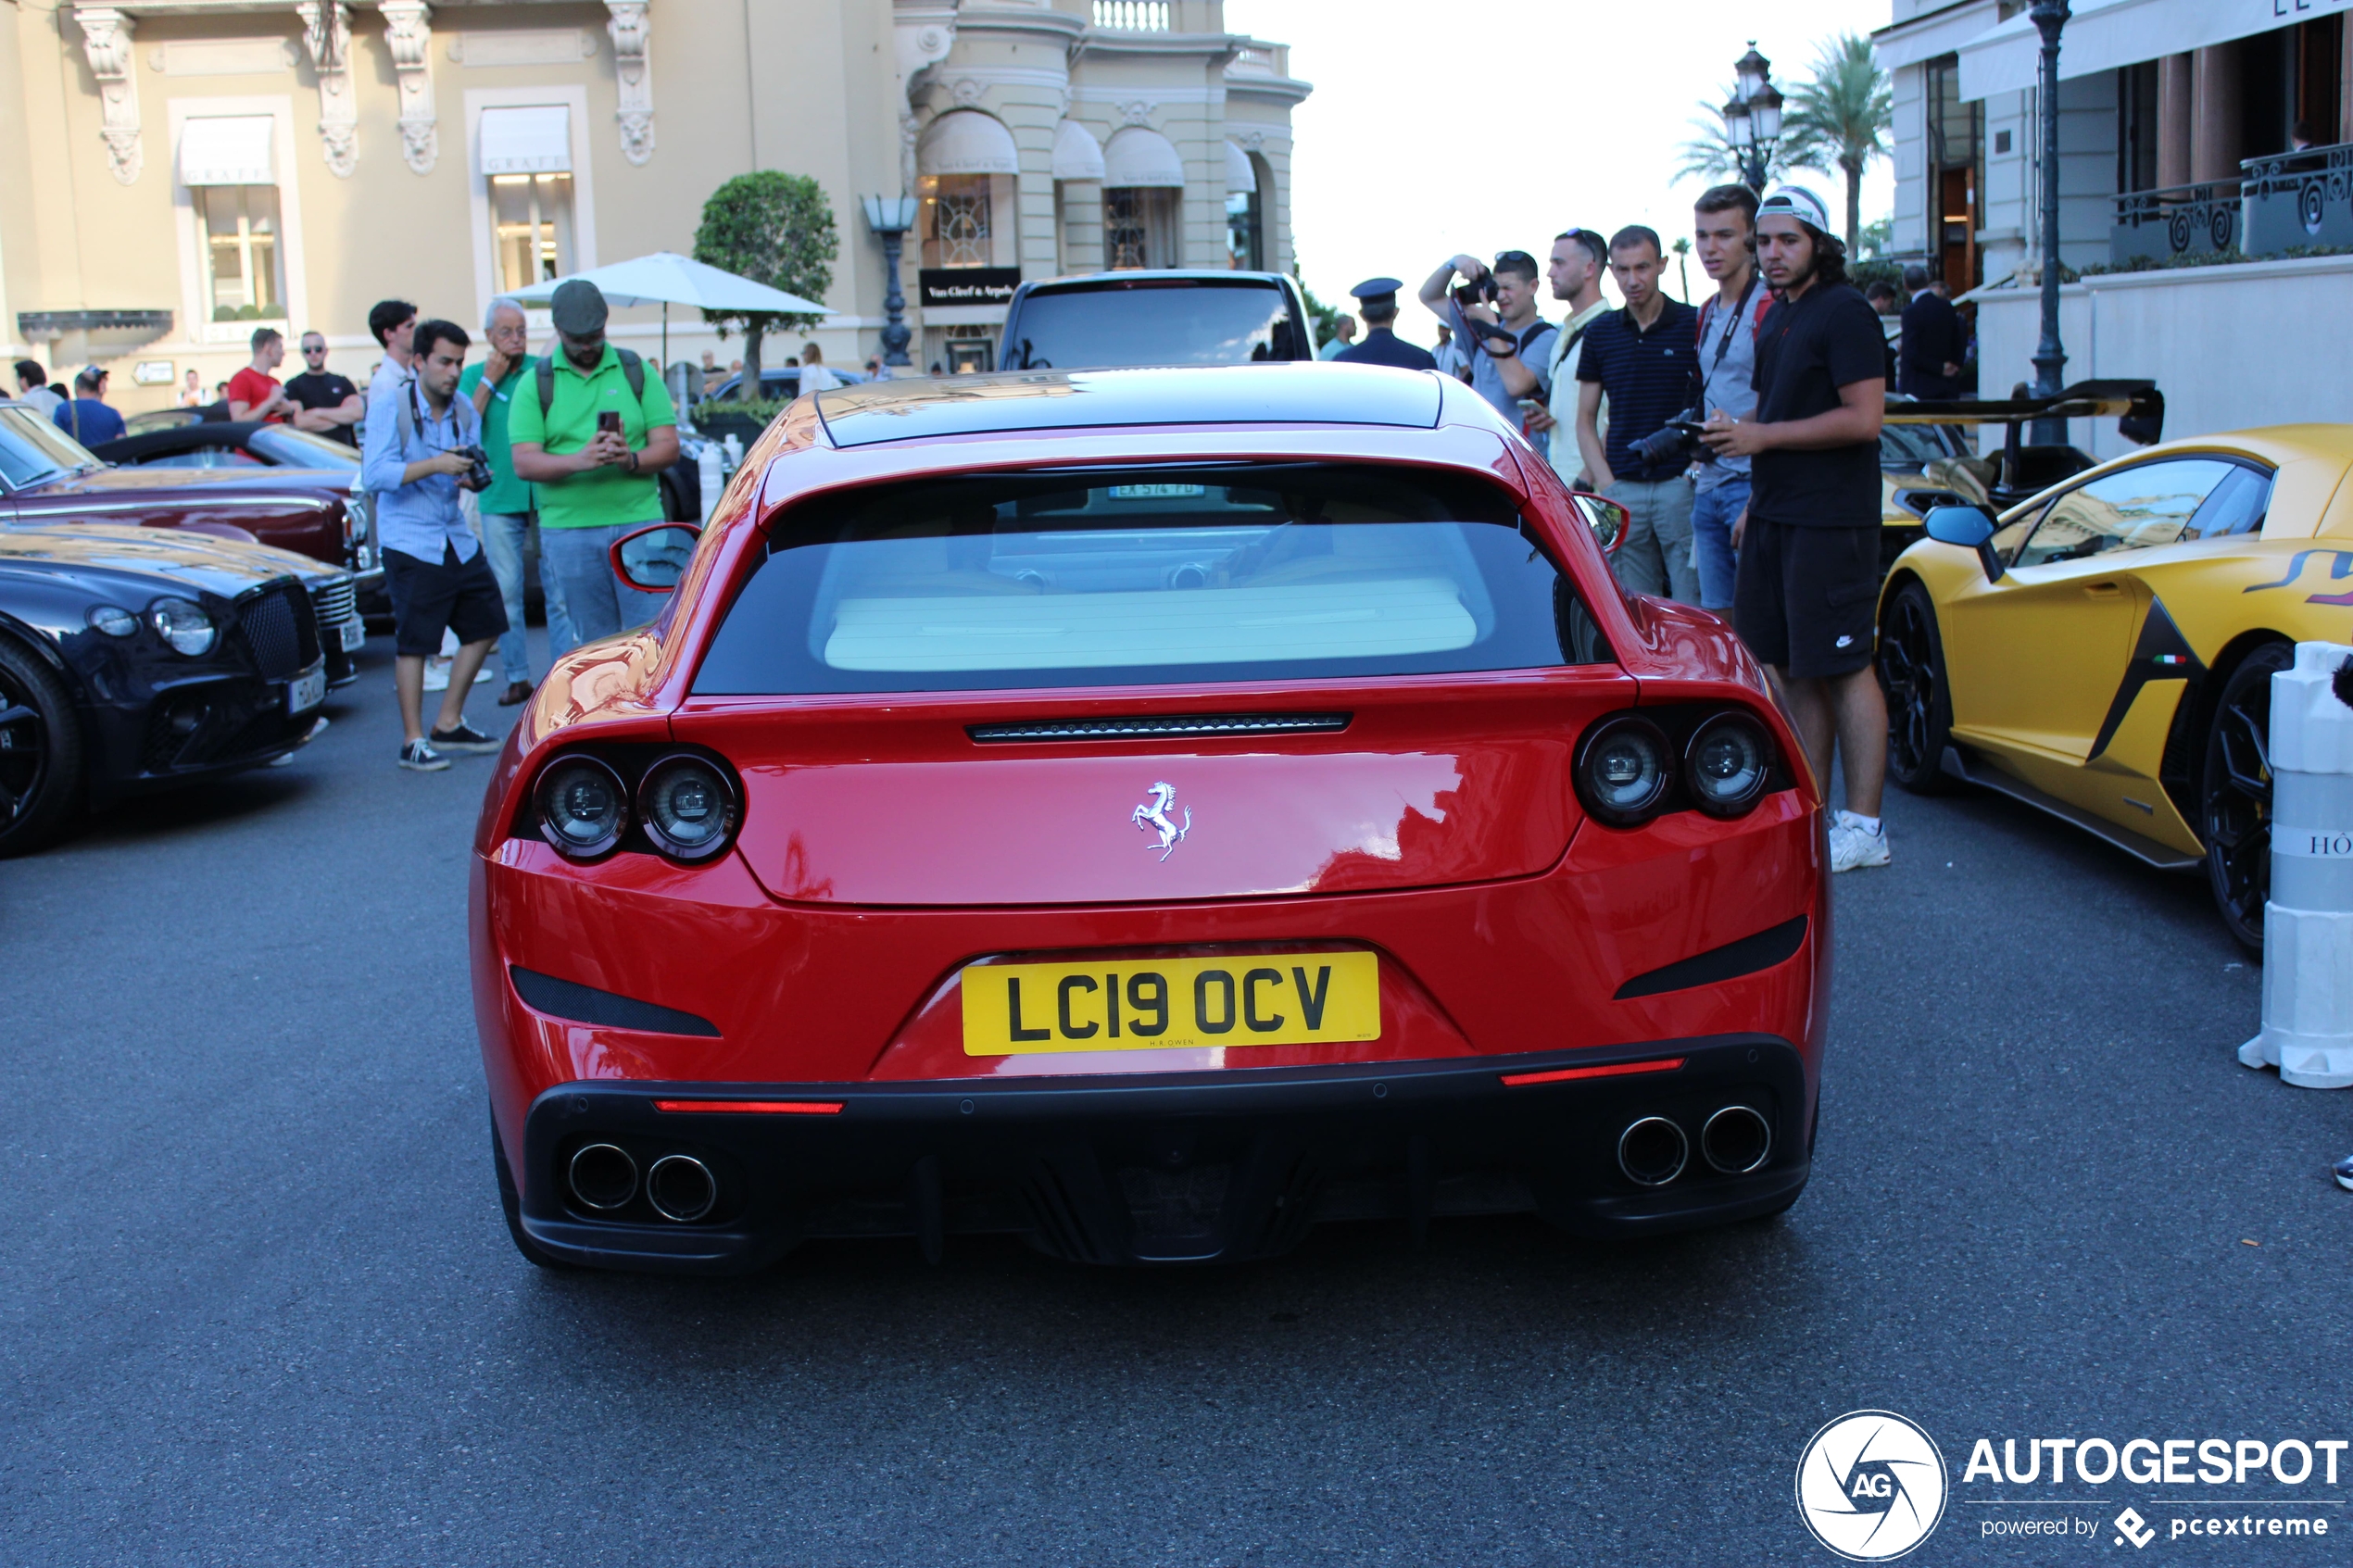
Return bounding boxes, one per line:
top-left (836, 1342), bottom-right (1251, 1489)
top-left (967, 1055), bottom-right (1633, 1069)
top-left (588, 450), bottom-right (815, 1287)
top-left (533, 749), bottom-right (742, 864)
top-left (1573, 708), bottom-right (1780, 828)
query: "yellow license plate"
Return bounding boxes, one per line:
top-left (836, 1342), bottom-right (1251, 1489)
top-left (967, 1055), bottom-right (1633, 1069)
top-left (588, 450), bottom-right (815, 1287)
top-left (961, 952), bottom-right (1381, 1056)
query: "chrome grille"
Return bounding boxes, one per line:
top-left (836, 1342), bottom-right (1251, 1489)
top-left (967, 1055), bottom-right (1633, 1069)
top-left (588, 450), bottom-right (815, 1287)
top-left (235, 583), bottom-right (320, 679)
top-left (968, 712), bottom-right (1352, 743)
top-left (308, 574), bottom-right (357, 632)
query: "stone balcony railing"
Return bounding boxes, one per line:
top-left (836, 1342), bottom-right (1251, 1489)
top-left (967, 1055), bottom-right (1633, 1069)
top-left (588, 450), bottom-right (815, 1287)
top-left (1090, 0), bottom-right (1169, 31)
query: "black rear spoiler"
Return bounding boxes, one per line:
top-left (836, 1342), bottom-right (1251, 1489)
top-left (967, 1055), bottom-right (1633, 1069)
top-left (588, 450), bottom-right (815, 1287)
top-left (1883, 379), bottom-right (2164, 446)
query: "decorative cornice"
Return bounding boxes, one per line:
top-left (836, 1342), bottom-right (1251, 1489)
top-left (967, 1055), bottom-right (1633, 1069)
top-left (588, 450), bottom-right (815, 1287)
top-left (379, 0), bottom-right (436, 173)
top-left (604, 1), bottom-right (652, 165)
top-left (75, 7), bottom-right (144, 185)
top-left (296, 1), bottom-right (356, 177)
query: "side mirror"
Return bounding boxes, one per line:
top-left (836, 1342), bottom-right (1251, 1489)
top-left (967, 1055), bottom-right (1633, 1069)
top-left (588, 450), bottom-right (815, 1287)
top-left (1921, 505), bottom-right (2004, 583)
top-left (1576, 494), bottom-right (1629, 555)
top-left (610, 521), bottom-right (700, 595)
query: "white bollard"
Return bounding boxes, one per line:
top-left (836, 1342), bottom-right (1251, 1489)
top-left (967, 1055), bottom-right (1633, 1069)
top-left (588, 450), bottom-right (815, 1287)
top-left (2239, 641), bottom-right (2353, 1088)
top-left (697, 438), bottom-right (724, 525)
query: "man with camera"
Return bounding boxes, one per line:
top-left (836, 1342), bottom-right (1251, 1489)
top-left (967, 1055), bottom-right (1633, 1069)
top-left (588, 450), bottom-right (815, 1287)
top-left (1699, 185), bottom-right (1891, 872)
top-left (1574, 226), bottom-right (1703, 600)
top-left (1415, 251), bottom-right (1556, 430)
top-left (1688, 186), bottom-right (1773, 611)
top-left (359, 319), bottom-right (509, 772)
top-left (508, 279), bottom-right (679, 646)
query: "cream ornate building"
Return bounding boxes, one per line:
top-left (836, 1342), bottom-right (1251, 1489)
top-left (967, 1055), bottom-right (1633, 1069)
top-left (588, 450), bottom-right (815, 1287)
top-left (0, 0), bottom-right (1308, 408)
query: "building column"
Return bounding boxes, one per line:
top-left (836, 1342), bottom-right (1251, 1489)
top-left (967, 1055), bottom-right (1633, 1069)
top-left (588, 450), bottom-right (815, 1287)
top-left (2157, 52), bottom-right (2193, 188)
top-left (2341, 17), bottom-right (2353, 144)
top-left (2191, 42), bottom-right (2242, 185)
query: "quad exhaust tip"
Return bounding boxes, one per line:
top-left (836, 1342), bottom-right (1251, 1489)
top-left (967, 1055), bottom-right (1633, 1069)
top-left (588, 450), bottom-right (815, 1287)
top-left (569, 1143), bottom-right (638, 1210)
top-left (647, 1154), bottom-right (717, 1223)
top-left (1617, 1117), bottom-right (1689, 1187)
top-left (1702, 1105), bottom-right (1772, 1174)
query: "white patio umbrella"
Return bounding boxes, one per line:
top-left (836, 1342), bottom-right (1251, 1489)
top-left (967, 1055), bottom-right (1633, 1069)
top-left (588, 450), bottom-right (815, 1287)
top-left (504, 250), bottom-right (829, 367)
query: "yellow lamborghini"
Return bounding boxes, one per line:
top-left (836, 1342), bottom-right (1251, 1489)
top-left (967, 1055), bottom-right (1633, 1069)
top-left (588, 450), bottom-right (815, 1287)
top-left (1876, 422), bottom-right (2353, 950)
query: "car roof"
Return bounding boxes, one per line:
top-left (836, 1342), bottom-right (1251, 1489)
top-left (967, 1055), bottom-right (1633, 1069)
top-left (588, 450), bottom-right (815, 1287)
top-left (1019, 270), bottom-right (1292, 292)
top-left (812, 365), bottom-right (1443, 448)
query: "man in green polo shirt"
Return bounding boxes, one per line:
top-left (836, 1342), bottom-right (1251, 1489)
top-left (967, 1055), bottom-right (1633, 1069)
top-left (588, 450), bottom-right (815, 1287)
top-left (459, 295), bottom-right (573, 702)
top-left (509, 279), bottom-right (680, 646)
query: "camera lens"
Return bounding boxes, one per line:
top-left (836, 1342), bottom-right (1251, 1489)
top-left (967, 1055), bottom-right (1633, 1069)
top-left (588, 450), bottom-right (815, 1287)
top-left (535, 755), bottom-right (629, 859)
top-left (1575, 716), bottom-right (1675, 826)
top-left (637, 755), bottom-right (739, 862)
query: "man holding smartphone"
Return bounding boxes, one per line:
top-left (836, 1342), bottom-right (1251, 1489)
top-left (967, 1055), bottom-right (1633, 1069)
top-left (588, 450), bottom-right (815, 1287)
top-left (509, 279), bottom-right (680, 646)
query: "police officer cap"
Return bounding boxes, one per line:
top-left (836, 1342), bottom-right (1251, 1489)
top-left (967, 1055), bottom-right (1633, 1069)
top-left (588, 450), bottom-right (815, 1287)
top-left (1349, 277), bottom-right (1403, 307)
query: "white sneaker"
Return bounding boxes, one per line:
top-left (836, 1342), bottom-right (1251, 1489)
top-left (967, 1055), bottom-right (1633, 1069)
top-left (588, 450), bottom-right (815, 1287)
top-left (422, 655), bottom-right (452, 692)
top-left (1830, 818), bottom-right (1892, 872)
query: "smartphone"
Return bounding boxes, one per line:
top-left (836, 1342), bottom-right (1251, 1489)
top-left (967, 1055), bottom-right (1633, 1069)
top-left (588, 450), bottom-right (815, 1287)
top-left (1665, 419), bottom-right (1709, 437)
top-left (597, 410), bottom-right (623, 437)
top-left (1516, 398), bottom-right (1543, 413)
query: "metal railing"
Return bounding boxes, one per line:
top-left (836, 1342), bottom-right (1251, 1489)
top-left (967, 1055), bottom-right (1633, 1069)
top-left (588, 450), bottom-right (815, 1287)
top-left (1091, 0), bottom-right (1169, 31)
top-left (2241, 141), bottom-right (2353, 254)
top-left (2109, 182), bottom-right (2240, 266)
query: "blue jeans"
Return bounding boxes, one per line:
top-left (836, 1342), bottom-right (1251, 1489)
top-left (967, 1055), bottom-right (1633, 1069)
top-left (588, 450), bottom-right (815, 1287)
top-left (541, 522), bottom-right (666, 647)
top-left (1690, 476), bottom-right (1749, 612)
top-left (479, 509), bottom-right (573, 683)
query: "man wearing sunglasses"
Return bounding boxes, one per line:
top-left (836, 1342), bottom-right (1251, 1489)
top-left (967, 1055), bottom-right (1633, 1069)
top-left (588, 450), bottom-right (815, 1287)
top-left (283, 331), bottom-right (365, 447)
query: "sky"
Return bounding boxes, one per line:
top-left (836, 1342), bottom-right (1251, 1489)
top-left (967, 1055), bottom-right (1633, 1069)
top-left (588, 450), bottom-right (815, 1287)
top-left (1222, 0), bottom-right (1900, 341)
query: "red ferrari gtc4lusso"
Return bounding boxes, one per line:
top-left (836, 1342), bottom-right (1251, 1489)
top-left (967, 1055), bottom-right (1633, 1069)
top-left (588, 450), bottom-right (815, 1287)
top-left (471, 365), bottom-right (1828, 1273)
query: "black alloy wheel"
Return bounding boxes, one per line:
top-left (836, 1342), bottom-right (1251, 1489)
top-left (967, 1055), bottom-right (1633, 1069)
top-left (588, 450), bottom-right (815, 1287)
top-left (1877, 582), bottom-right (1955, 794)
top-left (2201, 642), bottom-right (2292, 954)
top-left (0, 637), bottom-right (84, 858)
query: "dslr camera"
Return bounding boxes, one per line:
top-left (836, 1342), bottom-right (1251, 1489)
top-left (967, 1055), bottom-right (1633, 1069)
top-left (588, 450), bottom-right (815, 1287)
top-left (452, 443), bottom-right (495, 493)
top-left (1629, 407), bottom-right (1709, 470)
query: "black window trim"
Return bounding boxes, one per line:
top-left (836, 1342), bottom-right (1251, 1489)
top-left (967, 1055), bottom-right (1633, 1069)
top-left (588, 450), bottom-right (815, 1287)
top-left (2004, 451), bottom-right (2276, 568)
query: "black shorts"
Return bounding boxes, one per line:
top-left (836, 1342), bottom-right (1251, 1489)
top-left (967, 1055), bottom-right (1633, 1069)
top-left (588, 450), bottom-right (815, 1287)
top-left (383, 544), bottom-right (510, 658)
top-left (1731, 518), bottom-right (1880, 680)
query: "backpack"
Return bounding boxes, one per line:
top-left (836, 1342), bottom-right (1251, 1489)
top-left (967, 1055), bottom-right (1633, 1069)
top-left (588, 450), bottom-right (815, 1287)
top-left (535, 347), bottom-right (648, 421)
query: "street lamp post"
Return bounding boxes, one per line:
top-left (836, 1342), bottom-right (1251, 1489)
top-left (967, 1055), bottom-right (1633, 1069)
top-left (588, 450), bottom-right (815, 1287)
top-left (861, 194), bottom-right (919, 370)
top-left (2028, 0), bottom-right (2071, 443)
top-left (1723, 44), bottom-right (1783, 194)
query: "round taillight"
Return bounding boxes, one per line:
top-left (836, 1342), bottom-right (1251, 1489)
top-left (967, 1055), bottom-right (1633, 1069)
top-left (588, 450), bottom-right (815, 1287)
top-left (535, 755), bottom-right (630, 859)
top-left (1576, 716), bottom-right (1675, 826)
top-left (636, 754), bottom-right (740, 862)
top-left (1684, 712), bottom-right (1773, 817)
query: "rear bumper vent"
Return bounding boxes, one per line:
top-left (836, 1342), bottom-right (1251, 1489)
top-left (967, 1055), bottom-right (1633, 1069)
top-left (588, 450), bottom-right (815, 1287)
top-left (968, 712), bottom-right (1352, 744)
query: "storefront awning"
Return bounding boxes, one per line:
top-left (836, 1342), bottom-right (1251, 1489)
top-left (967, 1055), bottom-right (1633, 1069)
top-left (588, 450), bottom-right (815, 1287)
top-left (1051, 119), bottom-right (1106, 182)
top-left (179, 116), bottom-right (275, 186)
top-left (1957, 0), bottom-right (2310, 102)
top-left (1224, 140), bottom-right (1256, 194)
top-left (1103, 126), bottom-right (1185, 189)
top-left (919, 111), bottom-right (1021, 177)
top-left (479, 105), bottom-right (572, 174)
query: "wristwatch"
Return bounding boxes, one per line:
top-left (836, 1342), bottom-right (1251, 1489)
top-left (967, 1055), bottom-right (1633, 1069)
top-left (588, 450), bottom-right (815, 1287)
top-left (623, 450), bottom-right (640, 474)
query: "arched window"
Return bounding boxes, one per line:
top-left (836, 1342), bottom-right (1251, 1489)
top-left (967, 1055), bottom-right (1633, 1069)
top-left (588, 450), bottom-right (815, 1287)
top-left (1224, 142), bottom-right (1265, 270)
top-left (917, 111), bottom-right (1020, 270)
top-left (1102, 127), bottom-right (1184, 270)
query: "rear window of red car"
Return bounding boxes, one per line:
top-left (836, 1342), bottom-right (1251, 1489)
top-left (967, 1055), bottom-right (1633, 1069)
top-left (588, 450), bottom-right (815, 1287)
top-left (691, 463), bottom-right (1612, 696)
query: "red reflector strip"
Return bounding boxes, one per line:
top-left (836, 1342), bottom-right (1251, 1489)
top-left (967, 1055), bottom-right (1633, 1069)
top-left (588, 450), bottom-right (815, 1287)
top-left (652, 1099), bottom-right (844, 1115)
top-left (1499, 1057), bottom-right (1686, 1087)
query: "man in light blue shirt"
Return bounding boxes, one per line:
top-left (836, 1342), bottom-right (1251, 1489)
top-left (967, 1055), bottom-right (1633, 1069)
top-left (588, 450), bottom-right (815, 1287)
top-left (360, 318), bottom-right (509, 771)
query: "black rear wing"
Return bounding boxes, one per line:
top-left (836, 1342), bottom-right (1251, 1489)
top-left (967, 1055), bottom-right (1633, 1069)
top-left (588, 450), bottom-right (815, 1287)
top-left (1883, 379), bottom-right (2163, 446)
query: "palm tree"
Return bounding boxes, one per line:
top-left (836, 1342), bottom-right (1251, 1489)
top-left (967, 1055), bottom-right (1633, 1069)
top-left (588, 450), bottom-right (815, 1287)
top-left (1780, 33), bottom-right (1893, 255)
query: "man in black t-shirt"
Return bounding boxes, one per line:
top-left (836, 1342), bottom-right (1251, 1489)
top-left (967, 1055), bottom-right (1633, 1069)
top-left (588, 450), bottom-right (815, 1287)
top-left (1699, 185), bottom-right (1892, 873)
top-left (282, 331), bottom-right (364, 446)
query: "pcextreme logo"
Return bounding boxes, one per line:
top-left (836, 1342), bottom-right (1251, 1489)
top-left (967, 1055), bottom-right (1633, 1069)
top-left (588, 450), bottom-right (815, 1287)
top-left (1795, 1410), bottom-right (1950, 1561)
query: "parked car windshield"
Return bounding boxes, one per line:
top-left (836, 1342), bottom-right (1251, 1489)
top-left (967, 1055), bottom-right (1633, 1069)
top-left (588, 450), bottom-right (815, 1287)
top-left (1880, 423), bottom-right (1967, 467)
top-left (1001, 281), bottom-right (1305, 370)
top-left (0, 407), bottom-right (101, 488)
top-left (249, 426), bottom-right (359, 470)
top-left (693, 463), bottom-right (1610, 695)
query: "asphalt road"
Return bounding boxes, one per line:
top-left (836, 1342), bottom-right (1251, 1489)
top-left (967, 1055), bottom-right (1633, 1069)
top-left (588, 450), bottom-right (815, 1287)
top-left (3, 637), bottom-right (2347, 1567)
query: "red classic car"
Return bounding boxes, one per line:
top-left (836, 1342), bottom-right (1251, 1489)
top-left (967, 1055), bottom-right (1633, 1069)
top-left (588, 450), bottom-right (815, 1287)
top-left (471, 365), bottom-right (1828, 1273)
top-left (0, 400), bottom-right (379, 594)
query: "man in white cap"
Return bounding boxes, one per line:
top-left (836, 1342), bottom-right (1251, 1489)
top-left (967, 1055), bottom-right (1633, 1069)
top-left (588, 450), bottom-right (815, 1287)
top-left (1699, 183), bottom-right (1892, 872)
